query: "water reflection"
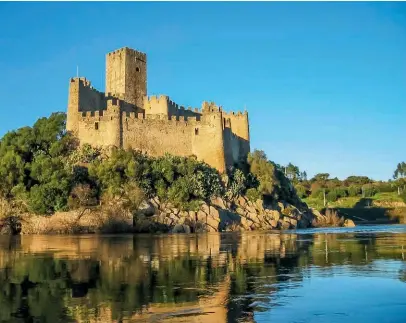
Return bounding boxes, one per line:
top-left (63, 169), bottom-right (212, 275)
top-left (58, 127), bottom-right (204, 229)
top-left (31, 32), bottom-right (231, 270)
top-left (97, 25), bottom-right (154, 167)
top-left (0, 225), bottom-right (405, 323)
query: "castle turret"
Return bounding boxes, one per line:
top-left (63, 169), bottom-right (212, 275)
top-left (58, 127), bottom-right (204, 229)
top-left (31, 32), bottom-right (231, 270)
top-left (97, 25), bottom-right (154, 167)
top-left (105, 98), bottom-right (122, 148)
top-left (105, 47), bottom-right (147, 109)
top-left (192, 102), bottom-right (226, 173)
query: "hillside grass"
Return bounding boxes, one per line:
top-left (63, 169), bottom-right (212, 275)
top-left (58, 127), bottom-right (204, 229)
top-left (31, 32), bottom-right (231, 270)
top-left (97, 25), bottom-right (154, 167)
top-left (304, 192), bottom-right (404, 210)
top-left (303, 192), bottom-right (406, 224)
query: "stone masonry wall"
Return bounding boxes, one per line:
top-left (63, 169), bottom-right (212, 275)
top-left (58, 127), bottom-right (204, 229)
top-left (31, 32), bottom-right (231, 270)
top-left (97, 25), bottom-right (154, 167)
top-left (67, 47), bottom-right (251, 173)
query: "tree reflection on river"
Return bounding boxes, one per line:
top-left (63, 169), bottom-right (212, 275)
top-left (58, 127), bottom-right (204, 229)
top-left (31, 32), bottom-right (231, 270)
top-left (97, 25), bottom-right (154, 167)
top-left (0, 225), bottom-right (405, 323)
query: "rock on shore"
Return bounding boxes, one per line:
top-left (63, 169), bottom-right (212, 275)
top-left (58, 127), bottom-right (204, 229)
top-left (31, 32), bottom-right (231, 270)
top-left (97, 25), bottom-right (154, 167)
top-left (138, 195), bottom-right (316, 233)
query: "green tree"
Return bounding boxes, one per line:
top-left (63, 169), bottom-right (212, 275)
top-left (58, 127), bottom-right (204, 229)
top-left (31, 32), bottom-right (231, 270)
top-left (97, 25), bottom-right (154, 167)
top-left (393, 162), bottom-right (406, 179)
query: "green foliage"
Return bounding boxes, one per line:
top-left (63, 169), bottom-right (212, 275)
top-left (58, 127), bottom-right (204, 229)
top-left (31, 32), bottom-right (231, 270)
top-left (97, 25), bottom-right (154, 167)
top-left (311, 188), bottom-right (324, 199)
top-left (348, 185), bottom-right (361, 197)
top-left (247, 150), bottom-right (300, 205)
top-left (224, 168), bottom-right (248, 201)
top-left (344, 176), bottom-right (372, 186)
top-left (88, 150), bottom-right (223, 211)
top-left (246, 188), bottom-right (261, 202)
top-left (326, 190), bottom-right (337, 202)
top-left (0, 113), bottom-right (76, 214)
top-left (375, 182), bottom-right (396, 193)
top-left (393, 162), bottom-right (406, 179)
top-left (400, 191), bottom-right (406, 204)
top-left (311, 173), bottom-right (330, 182)
top-left (362, 184), bottom-right (377, 198)
top-left (294, 184), bottom-right (308, 199)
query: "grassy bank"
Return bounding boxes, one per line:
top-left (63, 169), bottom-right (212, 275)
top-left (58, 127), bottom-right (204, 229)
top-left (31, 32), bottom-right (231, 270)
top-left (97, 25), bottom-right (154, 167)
top-left (304, 192), bottom-right (406, 225)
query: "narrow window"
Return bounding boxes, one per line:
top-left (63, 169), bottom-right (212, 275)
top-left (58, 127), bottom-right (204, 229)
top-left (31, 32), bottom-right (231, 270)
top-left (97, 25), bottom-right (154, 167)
top-left (95, 122), bottom-right (99, 130)
top-left (195, 128), bottom-right (199, 135)
top-left (136, 67), bottom-right (140, 72)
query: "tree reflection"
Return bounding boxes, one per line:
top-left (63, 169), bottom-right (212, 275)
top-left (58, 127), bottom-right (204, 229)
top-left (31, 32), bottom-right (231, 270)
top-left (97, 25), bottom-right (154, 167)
top-left (0, 230), bottom-right (405, 323)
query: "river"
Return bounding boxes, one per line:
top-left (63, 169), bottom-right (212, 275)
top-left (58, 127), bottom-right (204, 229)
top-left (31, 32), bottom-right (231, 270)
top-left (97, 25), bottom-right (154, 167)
top-left (0, 225), bottom-right (405, 323)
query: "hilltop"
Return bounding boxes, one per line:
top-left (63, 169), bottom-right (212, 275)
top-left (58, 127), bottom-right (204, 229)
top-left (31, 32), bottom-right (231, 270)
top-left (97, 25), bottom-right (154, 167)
top-left (0, 113), bottom-right (352, 234)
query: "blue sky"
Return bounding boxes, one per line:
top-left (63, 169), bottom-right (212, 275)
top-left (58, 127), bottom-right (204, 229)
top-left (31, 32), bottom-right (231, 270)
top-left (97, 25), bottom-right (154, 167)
top-left (0, 2), bottom-right (405, 180)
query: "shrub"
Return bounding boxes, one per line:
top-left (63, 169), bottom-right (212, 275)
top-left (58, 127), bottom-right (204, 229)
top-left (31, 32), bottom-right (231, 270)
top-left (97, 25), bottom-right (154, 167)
top-left (348, 185), bottom-right (361, 197)
top-left (400, 191), bottom-right (406, 204)
top-left (246, 188), bottom-right (261, 202)
top-left (247, 150), bottom-right (301, 205)
top-left (224, 168), bottom-right (247, 201)
top-left (294, 184), bottom-right (308, 199)
top-left (326, 190), bottom-right (338, 202)
top-left (311, 188), bottom-right (325, 199)
top-left (362, 184), bottom-right (377, 198)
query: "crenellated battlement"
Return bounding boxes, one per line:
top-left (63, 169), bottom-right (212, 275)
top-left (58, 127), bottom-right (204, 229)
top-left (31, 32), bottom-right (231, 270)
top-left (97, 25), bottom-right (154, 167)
top-left (202, 101), bottom-right (223, 114)
top-left (223, 110), bottom-right (248, 118)
top-left (107, 47), bottom-right (147, 62)
top-left (121, 110), bottom-right (203, 126)
top-left (67, 46), bottom-right (250, 173)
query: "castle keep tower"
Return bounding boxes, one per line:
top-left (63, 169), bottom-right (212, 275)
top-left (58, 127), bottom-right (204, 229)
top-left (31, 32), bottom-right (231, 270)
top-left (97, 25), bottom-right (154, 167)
top-left (106, 47), bottom-right (147, 108)
top-left (67, 47), bottom-right (250, 173)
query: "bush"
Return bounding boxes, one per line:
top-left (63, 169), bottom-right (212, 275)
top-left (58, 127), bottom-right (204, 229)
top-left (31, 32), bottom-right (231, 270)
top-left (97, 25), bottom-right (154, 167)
top-left (326, 190), bottom-right (338, 202)
top-left (400, 191), bottom-right (406, 204)
top-left (348, 185), bottom-right (361, 197)
top-left (294, 184), bottom-right (308, 199)
top-left (311, 188), bottom-right (325, 199)
top-left (247, 150), bottom-right (300, 204)
top-left (246, 188), bottom-right (261, 202)
top-left (375, 182), bottom-right (396, 193)
top-left (224, 168), bottom-right (247, 201)
top-left (362, 184), bottom-right (377, 198)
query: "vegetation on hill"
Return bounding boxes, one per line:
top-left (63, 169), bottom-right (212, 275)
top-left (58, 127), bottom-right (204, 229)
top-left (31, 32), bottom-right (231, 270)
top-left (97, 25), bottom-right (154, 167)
top-left (282, 161), bottom-right (406, 224)
top-left (0, 112), bottom-right (302, 232)
top-left (0, 112), bottom-right (403, 232)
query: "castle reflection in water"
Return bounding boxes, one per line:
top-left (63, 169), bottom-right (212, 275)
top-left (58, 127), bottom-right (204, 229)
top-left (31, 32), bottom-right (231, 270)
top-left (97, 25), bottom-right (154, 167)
top-left (0, 229), bottom-right (405, 323)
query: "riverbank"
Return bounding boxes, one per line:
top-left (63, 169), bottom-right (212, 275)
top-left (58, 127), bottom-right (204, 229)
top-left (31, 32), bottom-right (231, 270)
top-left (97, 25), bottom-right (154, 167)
top-left (3, 195), bottom-right (355, 235)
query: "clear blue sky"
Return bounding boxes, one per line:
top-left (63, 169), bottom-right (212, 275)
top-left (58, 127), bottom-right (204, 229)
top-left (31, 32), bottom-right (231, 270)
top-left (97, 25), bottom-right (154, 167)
top-left (0, 2), bottom-right (405, 181)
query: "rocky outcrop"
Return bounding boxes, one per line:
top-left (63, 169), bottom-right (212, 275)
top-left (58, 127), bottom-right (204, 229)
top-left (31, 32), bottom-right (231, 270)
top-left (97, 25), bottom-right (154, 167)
top-left (343, 219), bottom-right (356, 227)
top-left (137, 195), bottom-right (316, 233)
top-left (16, 197), bottom-right (355, 235)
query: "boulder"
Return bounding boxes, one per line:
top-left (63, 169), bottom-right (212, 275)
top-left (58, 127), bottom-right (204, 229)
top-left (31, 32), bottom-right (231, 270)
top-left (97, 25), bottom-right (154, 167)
top-left (211, 197), bottom-right (226, 209)
top-left (171, 224), bottom-right (191, 233)
top-left (209, 206), bottom-right (220, 219)
top-left (255, 199), bottom-right (264, 211)
top-left (236, 207), bottom-right (246, 216)
top-left (268, 210), bottom-right (280, 221)
top-left (201, 203), bottom-right (210, 215)
top-left (188, 211), bottom-right (197, 221)
top-left (278, 219), bottom-right (290, 230)
top-left (206, 217), bottom-right (219, 231)
top-left (150, 197), bottom-right (160, 210)
top-left (277, 202), bottom-right (285, 211)
top-left (344, 219), bottom-right (356, 227)
top-left (137, 201), bottom-right (155, 216)
top-left (197, 210), bottom-right (207, 222)
top-left (237, 196), bottom-right (247, 207)
top-left (240, 217), bottom-right (251, 230)
top-left (270, 219), bottom-right (278, 228)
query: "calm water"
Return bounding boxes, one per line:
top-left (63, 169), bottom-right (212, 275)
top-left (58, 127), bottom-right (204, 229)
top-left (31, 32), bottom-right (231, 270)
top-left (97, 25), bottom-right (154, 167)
top-left (0, 225), bottom-right (406, 323)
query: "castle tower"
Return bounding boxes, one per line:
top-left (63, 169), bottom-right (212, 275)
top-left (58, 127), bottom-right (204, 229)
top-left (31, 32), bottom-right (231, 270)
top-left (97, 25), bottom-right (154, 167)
top-left (105, 47), bottom-right (147, 108)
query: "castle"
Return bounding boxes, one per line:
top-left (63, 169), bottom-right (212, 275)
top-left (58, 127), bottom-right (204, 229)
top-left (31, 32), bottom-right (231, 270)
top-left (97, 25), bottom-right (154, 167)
top-left (67, 47), bottom-right (250, 172)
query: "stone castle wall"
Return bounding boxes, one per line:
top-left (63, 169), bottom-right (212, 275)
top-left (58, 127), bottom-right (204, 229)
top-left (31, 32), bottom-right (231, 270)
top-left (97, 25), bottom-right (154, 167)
top-left (67, 47), bottom-right (250, 172)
